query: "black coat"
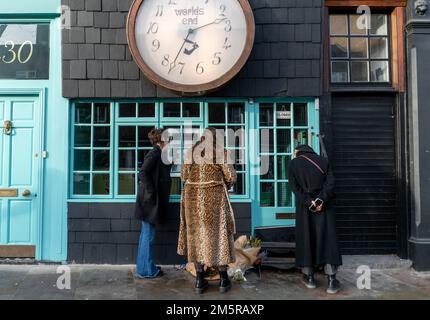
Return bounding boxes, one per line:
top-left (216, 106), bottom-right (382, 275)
top-left (288, 145), bottom-right (342, 267)
top-left (135, 146), bottom-right (172, 225)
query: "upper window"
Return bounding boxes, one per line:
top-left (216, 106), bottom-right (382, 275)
top-left (0, 24), bottom-right (50, 79)
top-left (329, 14), bottom-right (390, 83)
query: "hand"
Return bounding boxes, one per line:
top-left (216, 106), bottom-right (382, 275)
top-left (316, 204), bottom-right (324, 213)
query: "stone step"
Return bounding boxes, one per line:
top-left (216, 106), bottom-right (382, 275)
top-left (261, 242), bottom-right (296, 250)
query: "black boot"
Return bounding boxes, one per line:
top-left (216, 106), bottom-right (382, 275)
top-left (195, 271), bottom-right (209, 294)
top-left (326, 275), bottom-right (340, 294)
top-left (219, 271), bottom-right (231, 293)
top-left (302, 274), bottom-right (317, 289)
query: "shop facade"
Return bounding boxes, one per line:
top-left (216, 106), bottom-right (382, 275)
top-left (1, 0), bottom-right (429, 270)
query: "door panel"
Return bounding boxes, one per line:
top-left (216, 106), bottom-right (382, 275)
top-left (332, 94), bottom-right (397, 254)
top-left (9, 200), bottom-right (32, 243)
top-left (0, 96), bottom-right (40, 250)
top-left (254, 101), bottom-right (320, 228)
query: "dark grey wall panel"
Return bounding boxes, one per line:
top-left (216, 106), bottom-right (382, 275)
top-left (68, 202), bottom-right (252, 264)
top-left (61, 0), bottom-right (323, 98)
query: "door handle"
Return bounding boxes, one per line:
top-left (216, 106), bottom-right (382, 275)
top-left (3, 120), bottom-right (12, 135)
top-left (22, 189), bottom-right (31, 197)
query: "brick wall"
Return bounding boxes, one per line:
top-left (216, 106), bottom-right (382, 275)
top-left (68, 202), bottom-right (252, 264)
top-left (61, 0), bottom-right (323, 98)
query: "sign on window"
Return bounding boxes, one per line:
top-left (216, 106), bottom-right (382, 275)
top-left (0, 24), bottom-right (50, 79)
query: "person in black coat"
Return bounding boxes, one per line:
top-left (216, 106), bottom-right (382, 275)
top-left (135, 128), bottom-right (172, 279)
top-left (288, 144), bottom-right (342, 294)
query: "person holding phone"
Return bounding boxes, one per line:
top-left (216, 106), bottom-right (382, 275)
top-left (288, 144), bottom-right (342, 294)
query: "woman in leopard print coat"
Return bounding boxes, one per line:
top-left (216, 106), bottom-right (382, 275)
top-left (177, 128), bottom-right (237, 293)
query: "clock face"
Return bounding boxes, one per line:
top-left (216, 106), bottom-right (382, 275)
top-left (128, 0), bottom-right (254, 93)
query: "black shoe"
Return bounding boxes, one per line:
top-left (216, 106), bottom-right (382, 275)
top-left (195, 271), bottom-right (209, 294)
top-left (219, 271), bottom-right (231, 293)
top-left (326, 275), bottom-right (340, 294)
top-left (302, 274), bottom-right (317, 289)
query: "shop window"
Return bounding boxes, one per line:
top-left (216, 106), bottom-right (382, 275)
top-left (72, 102), bottom-right (112, 196)
top-left (329, 14), bottom-right (390, 83)
top-left (71, 100), bottom-right (248, 199)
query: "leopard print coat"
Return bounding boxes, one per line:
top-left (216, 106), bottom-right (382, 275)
top-left (177, 152), bottom-right (237, 267)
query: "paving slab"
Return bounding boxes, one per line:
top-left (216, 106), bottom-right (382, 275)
top-left (0, 256), bottom-right (429, 300)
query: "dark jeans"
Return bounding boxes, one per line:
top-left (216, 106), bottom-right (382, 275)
top-left (135, 221), bottom-right (160, 278)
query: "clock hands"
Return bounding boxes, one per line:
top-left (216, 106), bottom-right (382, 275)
top-left (169, 28), bottom-right (193, 73)
top-left (190, 17), bottom-right (227, 33)
top-left (168, 17), bottom-right (228, 74)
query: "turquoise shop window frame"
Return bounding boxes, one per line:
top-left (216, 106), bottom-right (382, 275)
top-left (0, 1), bottom-right (69, 262)
top-left (70, 101), bottom-right (115, 200)
top-left (251, 98), bottom-right (320, 229)
top-left (68, 99), bottom-right (252, 203)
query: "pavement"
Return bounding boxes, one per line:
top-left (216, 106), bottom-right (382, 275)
top-left (0, 255), bottom-right (429, 300)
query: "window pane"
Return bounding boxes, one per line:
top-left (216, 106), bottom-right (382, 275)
top-left (74, 149), bottom-right (90, 171)
top-left (231, 173), bottom-right (245, 195)
top-left (119, 103), bottom-right (136, 118)
top-left (182, 103), bottom-right (200, 117)
top-left (73, 173), bottom-right (90, 195)
top-left (119, 126), bottom-right (136, 147)
top-left (371, 14), bottom-right (388, 35)
top-left (94, 103), bottom-right (110, 124)
top-left (331, 37), bottom-right (349, 58)
top-left (75, 103), bottom-right (92, 124)
top-left (93, 174), bottom-right (110, 195)
top-left (138, 103), bottom-right (156, 118)
top-left (208, 103), bottom-right (225, 123)
top-left (170, 177), bottom-right (181, 195)
top-left (260, 129), bottom-right (274, 153)
top-left (93, 126), bottom-right (110, 147)
top-left (371, 61), bottom-right (389, 82)
top-left (278, 182), bottom-right (292, 207)
top-left (118, 173), bottom-right (135, 195)
top-left (119, 150), bottom-right (136, 171)
top-left (294, 103), bottom-right (308, 126)
top-left (277, 129), bottom-right (291, 153)
top-left (228, 103), bottom-right (245, 124)
top-left (350, 15), bottom-right (368, 35)
top-left (163, 103), bottom-right (180, 117)
top-left (234, 149), bottom-right (246, 171)
top-left (330, 15), bottom-right (348, 35)
top-left (74, 126), bottom-right (91, 147)
top-left (331, 61), bottom-right (349, 83)
top-left (277, 155), bottom-right (291, 180)
top-left (138, 126), bottom-right (154, 148)
top-left (227, 126), bottom-right (245, 148)
top-left (370, 37), bottom-right (388, 59)
top-left (260, 183), bottom-right (275, 207)
top-left (276, 103), bottom-right (291, 127)
top-left (294, 129), bottom-right (308, 147)
top-left (260, 103), bottom-right (274, 126)
top-left (93, 150), bottom-right (110, 171)
top-left (351, 61), bottom-right (369, 82)
top-left (261, 156), bottom-right (274, 180)
top-left (350, 38), bottom-right (368, 58)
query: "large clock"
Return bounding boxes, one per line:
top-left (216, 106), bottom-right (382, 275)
top-left (127, 0), bottom-right (255, 95)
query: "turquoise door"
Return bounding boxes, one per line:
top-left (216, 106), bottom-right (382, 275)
top-left (0, 95), bottom-right (42, 252)
top-left (253, 100), bottom-right (320, 228)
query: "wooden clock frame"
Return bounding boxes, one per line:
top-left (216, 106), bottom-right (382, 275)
top-left (126, 0), bottom-right (255, 95)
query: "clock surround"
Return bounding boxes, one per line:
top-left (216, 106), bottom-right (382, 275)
top-left (126, 0), bottom-right (255, 95)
